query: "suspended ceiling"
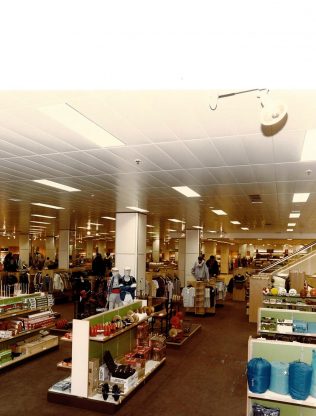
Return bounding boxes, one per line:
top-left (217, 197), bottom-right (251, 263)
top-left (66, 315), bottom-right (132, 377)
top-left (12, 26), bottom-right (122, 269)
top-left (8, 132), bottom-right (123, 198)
top-left (0, 89), bottom-right (316, 247)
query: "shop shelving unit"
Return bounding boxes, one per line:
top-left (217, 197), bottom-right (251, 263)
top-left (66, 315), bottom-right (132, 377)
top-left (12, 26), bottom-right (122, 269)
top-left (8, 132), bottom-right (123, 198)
top-left (47, 300), bottom-right (166, 414)
top-left (262, 294), bottom-right (316, 311)
top-left (257, 307), bottom-right (316, 339)
top-left (247, 337), bottom-right (316, 415)
top-left (0, 293), bottom-right (58, 370)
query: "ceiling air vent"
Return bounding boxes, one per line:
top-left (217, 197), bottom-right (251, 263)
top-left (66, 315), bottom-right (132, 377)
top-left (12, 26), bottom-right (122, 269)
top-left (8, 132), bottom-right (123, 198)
top-left (249, 194), bottom-right (263, 204)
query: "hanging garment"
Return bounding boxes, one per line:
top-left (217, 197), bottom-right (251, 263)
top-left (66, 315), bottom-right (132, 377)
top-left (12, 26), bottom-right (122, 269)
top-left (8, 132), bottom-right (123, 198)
top-left (182, 286), bottom-right (195, 307)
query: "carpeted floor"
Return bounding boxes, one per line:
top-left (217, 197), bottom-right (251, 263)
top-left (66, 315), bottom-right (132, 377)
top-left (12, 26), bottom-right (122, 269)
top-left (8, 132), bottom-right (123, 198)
top-left (0, 298), bottom-right (257, 416)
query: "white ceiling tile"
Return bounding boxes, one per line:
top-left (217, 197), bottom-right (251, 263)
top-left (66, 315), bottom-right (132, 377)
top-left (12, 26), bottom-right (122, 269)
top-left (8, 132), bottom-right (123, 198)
top-left (212, 136), bottom-right (250, 165)
top-left (139, 145), bottom-right (182, 170)
top-left (228, 166), bottom-right (256, 183)
top-left (158, 142), bottom-right (203, 169)
top-left (184, 139), bottom-right (226, 167)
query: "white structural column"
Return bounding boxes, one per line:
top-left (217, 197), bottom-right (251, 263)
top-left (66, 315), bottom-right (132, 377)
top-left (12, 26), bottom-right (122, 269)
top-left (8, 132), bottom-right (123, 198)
top-left (115, 212), bottom-right (146, 295)
top-left (240, 243), bottom-right (248, 258)
top-left (185, 229), bottom-right (200, 284)
top-left (178, 238), bottom-right (186, 286)
top-left (19, 234), bottom-right (30, 266)
top-left (152, 238), bottom-right (160, 262)
top-left (204, 241), bottom-right (217, 259)
top-left (86, 240), bottom-right (93, 260)
top-left (59, 230), bottom-right (69, 269)
top-left (220, 244), bottom-right (229, 274)
top-left (45, 236), bottom-right (55, 262)
top-left (98, 240), bottom-right (107, 256)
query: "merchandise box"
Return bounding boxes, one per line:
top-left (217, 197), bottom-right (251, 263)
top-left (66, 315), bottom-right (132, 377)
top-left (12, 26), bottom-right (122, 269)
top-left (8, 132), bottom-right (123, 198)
top-left (110, 371), bottom-right (138, 393)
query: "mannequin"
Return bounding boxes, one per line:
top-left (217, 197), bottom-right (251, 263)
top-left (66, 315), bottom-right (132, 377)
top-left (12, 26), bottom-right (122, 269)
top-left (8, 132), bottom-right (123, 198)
top-left (120, 267), bottom-right (137, 305)
top-left (108, 268), bottom-right (123, 309)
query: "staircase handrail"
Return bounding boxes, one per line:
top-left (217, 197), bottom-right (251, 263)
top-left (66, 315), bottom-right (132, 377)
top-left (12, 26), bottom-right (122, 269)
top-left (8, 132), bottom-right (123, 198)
top-left (258, 240), bottom-right (316, 274)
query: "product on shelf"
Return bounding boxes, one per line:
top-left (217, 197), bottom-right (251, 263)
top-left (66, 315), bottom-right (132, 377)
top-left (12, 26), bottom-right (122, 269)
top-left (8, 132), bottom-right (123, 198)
top-left (252, 403), bottom-right (280, 416)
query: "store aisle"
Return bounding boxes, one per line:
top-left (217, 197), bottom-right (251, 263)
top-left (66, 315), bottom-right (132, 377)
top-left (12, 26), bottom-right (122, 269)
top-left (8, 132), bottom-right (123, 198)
top-left (0, 299), bottom-right (256, 416)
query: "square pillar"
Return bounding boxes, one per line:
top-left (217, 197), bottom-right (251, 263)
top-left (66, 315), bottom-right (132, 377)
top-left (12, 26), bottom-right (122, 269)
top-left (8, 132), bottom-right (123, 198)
top-left (59, 229), bottom-right (69, 269)
top-left (178, 238), bottom-right (186, 286)
top-left (19, 234), bottom-right (30, 266)
top-left (185, 229), bottom-right (200, 284)
top-left (115, 212), bottom-right (146, 295)
top-left (45, 236), bottom-right (55, 263)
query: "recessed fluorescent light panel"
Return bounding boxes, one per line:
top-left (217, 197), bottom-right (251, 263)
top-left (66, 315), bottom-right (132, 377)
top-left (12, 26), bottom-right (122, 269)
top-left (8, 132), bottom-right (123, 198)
top-left (208, 230), bottom-right (217, 233)
top-left (287, 229), bottom-right (294, 232)
top-left (301, 129), bottom-right (316, 161)
top-left (211, 210), bottom-right (227, 216)
top-left (31, 214), bottom-right (56, 219)
top-left (289, 212), bottom-right (300, 218)
top-left (172, 186), bottom-right (200, 197)
top-left (241, 227), bottom-right (249, 230)
top-left (167, 229), bottom-right (177, 232)
top-left (292, 193), bottom-right (310, 203)
top-left (31, 203), bottom-right (65, 210)
top-left (192, 226), bottom-right (203, 229)
top-left (30, 221), bottom-right (50, 224)
top-left (168, 219), bottom-right (185, 223)
top-left (101, 216), bottom-right (116, 221)
top-left (9, 198), bottom-right (22, 202)
top-left (146, 225), bottom-right (155, 228)
top-left (126, 206), bottom-right (149, 213)
top-left (33, 179), bottom-right (80, 192)
top-left (288, 223), bottom-right (296, 227)
top-left (230, 221), bottom-right (241, 225)
top-left (40, 103), bottom-right (125, 148)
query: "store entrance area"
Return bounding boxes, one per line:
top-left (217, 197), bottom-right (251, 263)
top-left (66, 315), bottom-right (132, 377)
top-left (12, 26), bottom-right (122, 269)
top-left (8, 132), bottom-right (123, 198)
top-left (0, 298), bottom-right (256, 416)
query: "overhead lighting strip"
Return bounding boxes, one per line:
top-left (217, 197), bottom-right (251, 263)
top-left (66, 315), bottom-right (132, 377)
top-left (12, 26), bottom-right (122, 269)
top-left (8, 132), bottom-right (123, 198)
top-left (172, 186), bottom-right (200, 197)
top-left (126, 206), bottom-right (149, 213)
top-left (292, 193), bottom-right (310, 203)
top-left (31, 203), bottom-right (65, 210)
top-left (40, 103), bottom-right (125, 148)
top-left (33, 179), bottom-right (80, 192)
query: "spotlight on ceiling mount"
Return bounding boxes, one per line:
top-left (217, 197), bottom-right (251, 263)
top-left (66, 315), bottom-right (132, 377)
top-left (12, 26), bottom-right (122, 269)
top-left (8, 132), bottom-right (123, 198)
top-left (209, 88), bottom-right (287, 127)
top-left (258, 90), bottom-right (287, 126)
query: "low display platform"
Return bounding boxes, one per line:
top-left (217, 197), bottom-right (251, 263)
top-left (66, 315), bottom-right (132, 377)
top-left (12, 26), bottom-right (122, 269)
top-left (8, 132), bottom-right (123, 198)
top-left (48, 359), bottom-right (165, 414)
top-left (166, 323), bottom-right (201, 346)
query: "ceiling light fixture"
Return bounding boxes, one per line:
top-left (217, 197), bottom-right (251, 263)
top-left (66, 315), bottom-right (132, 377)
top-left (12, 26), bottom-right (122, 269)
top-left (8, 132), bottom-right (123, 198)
top-left (259, 90), bottom-right (287, 126)
top-left (241, 227), bottom-right (249, 230)
top-left (292, 193), bottom-right (310, 203)
top-left (301, 129), bottom-right (316, 161)
top-left (40, 103), bottom-right (125, 148)
top-left (146, 225), bottom-right (155, 228)
top-left (209, 89), bottom-right (287, 127)
top-left (230, 220), bottom-right (241, 225)
top-left (168, 218), bottom-right (185, 223)
top-left (33, 179), bottom-right (80, 192)
top-left (126, 206), bottom-right (149, 213)
top-left (289, 212), bottom-right (300, 218)
top-left (101, 216), bottom-right (116, 221)
top-left (172, 186), bottom-right (200, 197)
top-left (288, 223), bottom-right (296, 227)
top-left (192, 226), bottom-right (203, 229)
top-left (31, 214), bottom-right (56, 219)
top-left (287, 229), bottom-right (294, 232)
top-left (9, 198), bottom-right (22, 202)
top-left (31, 203), bottom-right (65, 210)
top-left (30, 221), bottom-right (51, 224)
top-left (211, 209), bottom-right (227, 216)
